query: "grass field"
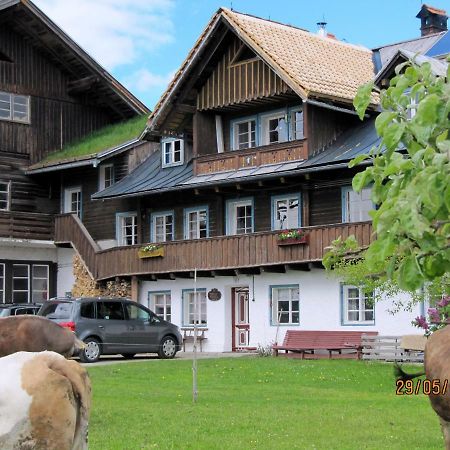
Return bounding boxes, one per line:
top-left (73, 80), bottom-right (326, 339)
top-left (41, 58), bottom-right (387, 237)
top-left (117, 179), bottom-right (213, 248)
top-left (87, 357), bottom-right (441, 450)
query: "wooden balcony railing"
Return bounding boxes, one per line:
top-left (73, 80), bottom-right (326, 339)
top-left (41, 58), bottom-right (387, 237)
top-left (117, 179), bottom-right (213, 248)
top-left (0, 211), bottom-right (54, 241)
top-left (54, 214), bottom-right (373, 281)
top-left (194, 140), bottom-right (307, 175)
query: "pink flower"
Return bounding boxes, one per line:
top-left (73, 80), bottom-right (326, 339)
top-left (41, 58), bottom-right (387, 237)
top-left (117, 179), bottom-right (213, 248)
top-left (413, 315), bottom-right (429, 330)
top-left (428, 308), bottom-right (441, 323)
top-left (437, 296), bottom-right (450, 308)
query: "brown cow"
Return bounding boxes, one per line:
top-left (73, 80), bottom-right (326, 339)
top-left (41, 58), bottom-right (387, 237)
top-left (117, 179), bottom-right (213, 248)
top-left (0, 316), bottom-right (84, 358)
top-left (396, 326), bottom-right (450, 449)
top-left (0, 351), bottom-right (91, 450)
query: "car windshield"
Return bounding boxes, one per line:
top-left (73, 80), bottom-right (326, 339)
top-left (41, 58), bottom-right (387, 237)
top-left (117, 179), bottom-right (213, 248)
top-left (40, 302), bottom-right (73, 319)
top-left (0, 309), bottom-right (10, 317)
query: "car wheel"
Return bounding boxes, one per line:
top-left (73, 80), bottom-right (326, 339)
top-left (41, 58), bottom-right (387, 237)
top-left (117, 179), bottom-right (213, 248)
top-left (121, 353), bottom-right (136, 359)
top-left (158, 336), bottom-right (177, 359)
top-left (79, 337), bottom-right (102, 363)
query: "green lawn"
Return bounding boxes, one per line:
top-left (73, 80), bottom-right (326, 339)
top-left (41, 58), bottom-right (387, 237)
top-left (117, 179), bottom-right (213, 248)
top-left (87, 357), bottom-right (441, 450)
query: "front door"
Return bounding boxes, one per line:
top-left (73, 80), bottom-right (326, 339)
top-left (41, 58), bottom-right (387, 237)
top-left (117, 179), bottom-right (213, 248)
top-left (232, 287), bottom-right (250, 350)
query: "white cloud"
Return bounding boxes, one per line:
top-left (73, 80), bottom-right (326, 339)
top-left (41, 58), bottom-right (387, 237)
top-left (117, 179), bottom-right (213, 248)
top-left (125, 68), bottom-right (176, 93)
top-left (34, 0), bottom-right (175, 70)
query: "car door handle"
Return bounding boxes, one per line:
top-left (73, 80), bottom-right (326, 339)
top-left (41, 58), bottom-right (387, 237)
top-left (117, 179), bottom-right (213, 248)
top-left (98, 325), bottom-right (104, 329)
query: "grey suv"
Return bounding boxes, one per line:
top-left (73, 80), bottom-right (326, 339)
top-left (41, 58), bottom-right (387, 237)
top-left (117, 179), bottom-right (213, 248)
top-left (0, 303), bottom-right (41, 317)
top-left (38, 297), bottom-right (182, 363)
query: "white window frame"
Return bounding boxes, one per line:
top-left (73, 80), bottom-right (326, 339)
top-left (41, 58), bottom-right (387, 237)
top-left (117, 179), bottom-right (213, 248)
top-left (289, 106), bottom-right (304, 141)
top-left (271, 194), bottom-right (301, 230)
top-left (151, 211), bottom-right (174, 243)
top-left (148, 291), bottom-right (171, 322)
top-left (63, 186), bottom-right (82, 218)
top-left (182, 289), bottom-right (207, 326)
top-left (116, 212), bottom-right (138, 246)
top-left (99, 164), bottom-right (114, 190)
top-left (32, 265), bottom-right (49, 302)
top-left (162, 138), bottom-right (184, 167)
top-left (0, 91), bottom-right (30, 124)
top-left (0, 263), bottom-right (5, 303)
top-left (342, 186), bottom-right (373, 223)
top-left (271, 285), bottom-right (300, 325)
top-left (342, 285), bottom-right (375, 325)
top-left (232, 118), bottom-right (256, 150)
top-left (12, 264), bottom-right (30, 303)
top-left (261, 111), bottom-right (289, 146)
top-left (184, 206), bottom-right (209, 240)
top-left (0, 181), bottom-right (11, 211)
top-left (226, 198), bottom-right (254, 235)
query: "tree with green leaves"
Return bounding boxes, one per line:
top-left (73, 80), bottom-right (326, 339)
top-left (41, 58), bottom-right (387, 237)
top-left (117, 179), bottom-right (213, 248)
top-left (323, 57), bottom-right (450, 306)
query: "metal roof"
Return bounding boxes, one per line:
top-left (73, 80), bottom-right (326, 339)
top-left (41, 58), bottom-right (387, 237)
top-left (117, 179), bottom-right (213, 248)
top-left (93, 118), bottom-right (379, 200)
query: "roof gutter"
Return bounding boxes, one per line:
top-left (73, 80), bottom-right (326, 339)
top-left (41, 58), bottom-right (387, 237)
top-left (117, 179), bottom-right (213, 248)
top-left (26, 158), bottom-right (96, 175)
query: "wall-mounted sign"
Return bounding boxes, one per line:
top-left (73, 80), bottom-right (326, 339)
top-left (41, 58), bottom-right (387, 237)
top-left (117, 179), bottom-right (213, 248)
top-left (208, 288), bottom-right (222, 301)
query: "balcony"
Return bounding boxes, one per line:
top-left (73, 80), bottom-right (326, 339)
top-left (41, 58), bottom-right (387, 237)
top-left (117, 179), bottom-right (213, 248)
top-left (194, 140), bottom-right (307, 175)
top-left (0, 211), bottom-right (54, 241)
top-left (55, 214), bottom-right (373, 281)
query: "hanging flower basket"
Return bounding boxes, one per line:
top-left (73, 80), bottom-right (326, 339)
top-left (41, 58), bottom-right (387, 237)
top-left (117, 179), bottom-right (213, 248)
top-left (277, 229), bottom-right (309, 246)
top-left (138, 244), bottom-right (164, 259)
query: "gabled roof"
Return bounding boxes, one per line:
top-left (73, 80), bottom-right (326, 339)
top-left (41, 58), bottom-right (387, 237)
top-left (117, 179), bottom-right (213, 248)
top-left (0, 0), bottom-right (149, 120)
top-left (146, 8), bottom-right (374, 133)
top-left (375, 49), bottom-right (449, 86)
top-left (373, 32), bottom-right (446, 70)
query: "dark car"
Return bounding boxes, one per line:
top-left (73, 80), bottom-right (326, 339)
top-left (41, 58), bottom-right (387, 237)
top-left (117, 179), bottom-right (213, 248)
top-left (0, 303), bottom-right (42, 317)
top-left (38, 297), bottom-right (182, 363)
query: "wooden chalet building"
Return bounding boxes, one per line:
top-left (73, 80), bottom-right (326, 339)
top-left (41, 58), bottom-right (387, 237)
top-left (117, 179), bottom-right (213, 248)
top-left (2, 3), bottom-right (448, 352)
top-left (51, 7), bottom-right (447, 352)
top-left (0, 0), bottom-right (149, 302)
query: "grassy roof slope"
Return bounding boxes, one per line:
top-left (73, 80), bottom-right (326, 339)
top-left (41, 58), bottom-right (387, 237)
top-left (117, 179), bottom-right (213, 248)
top-left (42, 115), bottom-right (148, 164)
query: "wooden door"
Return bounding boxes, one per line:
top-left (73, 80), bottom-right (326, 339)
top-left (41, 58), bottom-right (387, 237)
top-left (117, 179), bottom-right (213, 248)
top-left (232, 287), bottom-right (250, 350)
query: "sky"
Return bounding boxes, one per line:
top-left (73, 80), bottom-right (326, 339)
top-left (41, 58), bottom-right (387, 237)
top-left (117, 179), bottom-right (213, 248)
top-left (33, 0), bottom-right (449, 110)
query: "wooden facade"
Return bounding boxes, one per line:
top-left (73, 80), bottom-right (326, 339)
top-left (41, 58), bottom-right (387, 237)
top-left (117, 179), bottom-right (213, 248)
top-left (0, 24), bottom-right (113, 163)
top-left (197, 36), bottom-right (291, 111)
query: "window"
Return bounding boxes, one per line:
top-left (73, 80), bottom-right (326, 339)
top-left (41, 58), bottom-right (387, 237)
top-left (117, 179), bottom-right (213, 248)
top-left (261, 112), bottom-right (288, 145)
top-left (99, 164), bottom-right (114, 190)
top-left (0, 263), bottom-right (4, 303)
top-left (126, 303), bottom-right (151, 321)
top-left (151, 211), bottom-right (174, 242)
top-left (162, 138), bottom-right (184, 167)
top-left (116, 213), bottom-right (137, 246)
top-left (63, 187), bottom-right (82, 218)
top-left (271, 285), bottom-right (300, 325)
top-left (226, 199), bottom-right (253, 235)
top-left (184, 207), bottom-right (208, 239)
top-left (342, 285), bottom-right (374, 325)
top-left (97, 301), bottom-right (125, 320)
top-left (272, 194), bottom-right (301, 230)
top-left (32, 265), bottom-right (49, 302)
top-left (80, 302), bottom-right (96, 319)
top-left (183, 289), bottom-right (207, 326)
top-left (290, 107), bottom-right (304, 140)
top-left (342, 186), bottom-right (373, 223)
top-left (0, 181), bottom-right (10, 211)
top-left (233, 119), bottom-right (256, 150)
top-left (12, 264), bottom-right (29, 303)
top-left (149, 291), bottom-right (171, 322)
top-left (0, 91), bottom-right (30, 123)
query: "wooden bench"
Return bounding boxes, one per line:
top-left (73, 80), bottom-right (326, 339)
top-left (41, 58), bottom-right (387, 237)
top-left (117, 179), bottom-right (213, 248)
top-left (272, 330), bottom-right (378, 359)
top-left (181, 327), bottom-right (208, 352)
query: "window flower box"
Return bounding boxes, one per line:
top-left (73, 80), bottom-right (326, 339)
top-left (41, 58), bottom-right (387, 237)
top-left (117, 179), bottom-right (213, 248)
top-left (277, 229), bottom-right (309, 246)
top-left (138, 244), bottom-right (164, 259)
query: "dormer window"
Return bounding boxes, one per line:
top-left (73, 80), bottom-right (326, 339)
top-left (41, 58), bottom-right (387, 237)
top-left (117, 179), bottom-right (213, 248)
top-left (162, 138), bottom-right (184, 167)
top-left (0, 91), bottom-right (30, 124)
top-left (99, 164), bottom-right (114, 190)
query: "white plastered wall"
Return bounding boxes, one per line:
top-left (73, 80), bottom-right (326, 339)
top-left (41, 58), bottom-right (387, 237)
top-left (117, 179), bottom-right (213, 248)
top-left (138, 268), bottom-right (423, 353)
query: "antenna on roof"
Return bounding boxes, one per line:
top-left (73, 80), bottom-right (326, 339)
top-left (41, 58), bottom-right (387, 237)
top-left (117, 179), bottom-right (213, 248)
top-left (230, 1), bottom-right (233, 11)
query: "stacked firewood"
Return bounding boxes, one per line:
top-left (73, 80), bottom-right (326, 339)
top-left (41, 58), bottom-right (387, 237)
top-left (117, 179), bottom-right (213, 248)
top-left (71, 255), bottom-right (131, 298)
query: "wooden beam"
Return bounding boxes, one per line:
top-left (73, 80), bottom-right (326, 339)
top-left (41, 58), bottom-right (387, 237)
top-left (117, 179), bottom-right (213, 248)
top-left (67, 75), bottom-right (99, 94)
top-left (214, 186), bottom-right (220, 193)
top-left (169, 273), bottom-right (176, 280)
top-left (261, 265), bottom-right (286, 274)
top-left (131, 276), bottom-right (139, 301)
top-left (258, 180), bottom-right (264, 187)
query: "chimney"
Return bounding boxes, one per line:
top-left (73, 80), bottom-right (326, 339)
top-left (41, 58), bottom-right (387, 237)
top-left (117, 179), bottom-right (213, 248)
top-left (416, 4), bottom-right (448, 37)
top-left (317, 21), bottom-right (327, 37)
